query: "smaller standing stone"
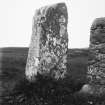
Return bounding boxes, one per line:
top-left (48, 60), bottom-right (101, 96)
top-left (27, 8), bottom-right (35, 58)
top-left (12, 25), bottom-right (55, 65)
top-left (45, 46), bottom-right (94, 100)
top-left (25, 3), bottom-right (68, 81)
top-left (88, 17), bottom-right (105, 85)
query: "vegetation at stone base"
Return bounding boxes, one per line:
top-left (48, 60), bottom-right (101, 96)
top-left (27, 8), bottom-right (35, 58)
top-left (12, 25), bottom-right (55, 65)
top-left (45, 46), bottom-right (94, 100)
top-left (2, 75), bottom-right (105, 105)
top-left (0, 47), bottom-right (105, 105)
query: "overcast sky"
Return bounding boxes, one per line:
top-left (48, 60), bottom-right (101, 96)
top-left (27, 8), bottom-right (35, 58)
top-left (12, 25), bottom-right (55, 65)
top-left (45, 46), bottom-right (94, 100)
top-left (1, 0), bottom-right (105, 48)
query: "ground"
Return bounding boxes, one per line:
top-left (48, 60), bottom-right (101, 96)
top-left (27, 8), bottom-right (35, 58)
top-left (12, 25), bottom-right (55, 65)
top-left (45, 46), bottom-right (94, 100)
top-left (0, 47), bottom-right (105, 105)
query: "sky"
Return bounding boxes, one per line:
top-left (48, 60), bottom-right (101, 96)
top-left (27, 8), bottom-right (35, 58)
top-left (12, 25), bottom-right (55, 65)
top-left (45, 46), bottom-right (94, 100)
top-left (0, 0), bottom-right (105, 48)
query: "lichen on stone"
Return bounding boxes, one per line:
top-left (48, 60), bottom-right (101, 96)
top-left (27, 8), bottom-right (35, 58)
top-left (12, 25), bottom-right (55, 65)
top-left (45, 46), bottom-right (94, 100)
top-left (88, 17), bottom-right (105, 85)
top-left (25, 3), bottom-right (68, 81)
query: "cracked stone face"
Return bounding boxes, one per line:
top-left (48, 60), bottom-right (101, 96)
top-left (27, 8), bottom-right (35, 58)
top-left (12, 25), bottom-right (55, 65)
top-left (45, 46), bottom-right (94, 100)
top-left (88, 18), bottom-right (105, 85)
top-left (25, 3), bottom-right (68, 81)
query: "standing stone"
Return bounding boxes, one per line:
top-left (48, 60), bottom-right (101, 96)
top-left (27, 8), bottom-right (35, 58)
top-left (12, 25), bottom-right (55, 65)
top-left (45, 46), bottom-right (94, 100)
top-left (88, 17), bottom-right (105, 85)
top-left (25, 3), bottom-right (68, 81)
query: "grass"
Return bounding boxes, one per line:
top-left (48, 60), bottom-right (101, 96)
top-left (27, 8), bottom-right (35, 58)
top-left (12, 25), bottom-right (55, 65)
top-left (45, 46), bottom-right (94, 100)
top-left (0, 47), bottom-right (105, 105)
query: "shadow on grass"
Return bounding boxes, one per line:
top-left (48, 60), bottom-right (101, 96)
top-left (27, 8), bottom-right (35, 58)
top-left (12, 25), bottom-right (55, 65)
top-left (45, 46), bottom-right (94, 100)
top-left (2, 74), bottom-right (105, 105)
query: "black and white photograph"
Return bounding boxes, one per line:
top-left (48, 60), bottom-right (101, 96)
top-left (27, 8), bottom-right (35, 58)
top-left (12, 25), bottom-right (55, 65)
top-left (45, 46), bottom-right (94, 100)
top-left (0, 0), bottom-right (105, 104)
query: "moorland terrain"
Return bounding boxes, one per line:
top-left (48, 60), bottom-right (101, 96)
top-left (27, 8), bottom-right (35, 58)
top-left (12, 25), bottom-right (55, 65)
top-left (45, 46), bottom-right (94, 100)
top-left (0, 47), bottom-right (105, 105)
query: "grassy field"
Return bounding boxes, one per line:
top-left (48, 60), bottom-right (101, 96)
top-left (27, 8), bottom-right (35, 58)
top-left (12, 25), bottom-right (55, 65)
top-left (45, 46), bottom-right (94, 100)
top-left (0, 47), bottom-right (105, 105)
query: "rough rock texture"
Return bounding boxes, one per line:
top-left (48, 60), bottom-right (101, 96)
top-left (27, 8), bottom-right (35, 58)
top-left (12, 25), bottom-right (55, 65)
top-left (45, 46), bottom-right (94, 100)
top-left (88, 17), bottom-right (105, 86)
top-left (25, 3), bottom-right (68, 81)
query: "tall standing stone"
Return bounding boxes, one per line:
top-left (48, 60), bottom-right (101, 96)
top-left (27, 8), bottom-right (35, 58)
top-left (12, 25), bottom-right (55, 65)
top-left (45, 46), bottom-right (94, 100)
top-left (25, 3), bottom-right (68, 81)
top-left (88, 17), bottom-right (105, 86)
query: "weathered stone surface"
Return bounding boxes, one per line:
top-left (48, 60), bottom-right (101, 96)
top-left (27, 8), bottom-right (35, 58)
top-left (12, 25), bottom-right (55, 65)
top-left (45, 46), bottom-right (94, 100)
top-left (25, 3), bottom-right (68, 81)
top-left (88, 17), bottom-right (105, 85)
top-left (90, 17), bottom-right (105, 44)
